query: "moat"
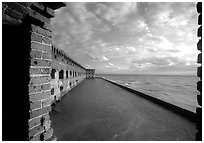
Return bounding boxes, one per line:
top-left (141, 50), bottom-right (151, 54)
top-left (50, 78), bottom-right (196, 141)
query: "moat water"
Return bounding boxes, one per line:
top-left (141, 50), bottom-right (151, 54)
top-left (98, 74), bottom-right (199, 113)
top-left (50, 78), bottom-right (196, 141)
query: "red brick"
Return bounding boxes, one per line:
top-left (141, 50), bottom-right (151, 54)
top-left (2, 13), bottom-right (22, 25)
top-left (41, 83), bottom-right (51, 91)
top-left (42, 97), bottom-right (53, 107)
top-left (29, 9), bottom-right (50, 23)
top-left (29, 116), bottom-right (42, 129)
top-left (19, 2), bottom-right (32, 7)
top-left (43, 37), bottom-right (52, 45)
top-left (30, 67), bottom-right (51, 75)
top-left (30, 91), bottom-right (51, 102)
top-left (29, 124), bottom-right (44, 138)
top-left (30, 101), bottom-right (42, 111)
top-left (5, 8), bottom-right (24, 20)
top-left (31, 59), bottom-right (51, 67)
top-left (29, 133), bottom-right (42, 141)
top-left (46, 135), bottom-right (57, 141)
top-left (4, 2), bottom-right (29, 15)
top-left (42, 68), bottom-right (51, 74)
top-left (2, 3), bottom-right (8, 13)
top-left (45, 6), bottom-right (55, 18)
top-left (31, 32), bottom-right (43, 43)
top-left (29, 76), bottom-right (50, 85)
top-left (42, 52), bottom-right (51, 59)
top-left (43, 129), bottom-right (53, 140)
top-left (43, 22), bottom-right (52, 31)
top-left (29, 84), bottom-right (42, 94)
top-left (30, 50), bottom-right (42, 59)
top-left (30, 106), bottom-right (51, 119)
top-left (31, 42), bottom-right (51, 52)
top-left (31, 2), bottom-right (44, 11)
top-left (31, 24), bottom-right (52, 38)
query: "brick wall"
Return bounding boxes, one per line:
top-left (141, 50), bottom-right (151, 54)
top-left (2, 2), bottom-right (66, 141)
top-left (196, 2), bottom-right (202, 141)
top-left (51, 46), bottom-right (86, 103)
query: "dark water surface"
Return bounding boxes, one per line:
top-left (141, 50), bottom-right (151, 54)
top-left (98, 74), bottom-right (199, 112)
top-left (50, 78), bottom-right (196, 141)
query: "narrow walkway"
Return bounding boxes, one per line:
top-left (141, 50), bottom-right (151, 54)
top-left (50, 78), bottom-right (196, 141)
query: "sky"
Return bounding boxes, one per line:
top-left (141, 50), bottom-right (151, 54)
top-left (51, 2), bottom-right (199, 75)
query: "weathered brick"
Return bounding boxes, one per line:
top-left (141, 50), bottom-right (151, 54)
top-left (30, 106), bottom-right (51, 119)
top-left (42, 68), bottom-right (51, 74)
top-left (42, 97), bottom-right (54, 107)
top-left (46, 135), bottom-right (57, 141)
top-left (5, 8), bottom-right (24, 20)
top-left (31, 42), bottom-right (51, 52)
top-left (30, 67), bottom-right (42, 75)
top-left (31, 2), bottom-right (44, 11)
top-left (29, 9), bottom-right (50, 23)
top-left (19, 2), bottom-right (32, 7)
top-left (30, 67), bottom-right (51, 75)
top-left (43, 36), bottom-right (52, 45)
top-left (29, 84), bottom-right (42, 94)
top-left (4, 2), bottom-right (29, 15)
top-left (31, 59), bottom-right (51, 67)
top-left (43, 22), bottom-right (52, 31)
top-left (51, 88), bottom-right (54, 95)
top-left (2, 13), bottom-right (22, 25)
top-left (45, 6), bottom-right (55, 18)
top-left (197, 53), bottom-right (202, 64)
top-left (29, 132), bottom-right (42, 141)
top-left (43, 129), bottom-right (53, 140)
top-left (31, 32), bottom-right (43, 43)
top-left (30, 101), bottom-right (42, 111)
top-left (29, 116), bottom-right (42, 129)
top-left (30, 91), bottom-right (51, 102)
top-left (29, 124), bottom-right (44, 138)
top-left (30, 76), bottom-right (50, 85)
top-left (41, 83), bottom-right (51, 91)
top-left (42, 52), bottom-right (51, 59)
top-left (2, 3), bottom-right (8, 13)
top-left (30, 50), bottom-right (42, 59)
top-left (31, 24), bottom-right (52, 38)
top-left (42, 115), bottom-right (51, 130)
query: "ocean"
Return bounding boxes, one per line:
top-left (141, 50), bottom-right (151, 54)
top-left (96, 74), bottom-right (199, 113)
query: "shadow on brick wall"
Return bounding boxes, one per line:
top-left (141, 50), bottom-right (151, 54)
top-left (2, 18), bottom-right (31, 140)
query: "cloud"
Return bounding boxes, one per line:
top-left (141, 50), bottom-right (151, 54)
top-left (52, 2), bottom-right (198, 75)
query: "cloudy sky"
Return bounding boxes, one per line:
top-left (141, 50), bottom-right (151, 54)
top-left (51, 2), bottom-right (199, 75)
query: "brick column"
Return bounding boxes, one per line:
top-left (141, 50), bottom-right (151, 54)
top-left (196, 2), bottom-right (202, 141)
top-left (2, 2), bottom-right (66, 141)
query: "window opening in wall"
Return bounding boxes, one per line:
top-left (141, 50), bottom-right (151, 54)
top-left (66, 71), bottom-right (68, 78)
top-left (70, 70), bottom-right (72, 76)
top-left (51, 69), bottom-right (56, 79)
top-left (59, 70), bottom-right (64, 79)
